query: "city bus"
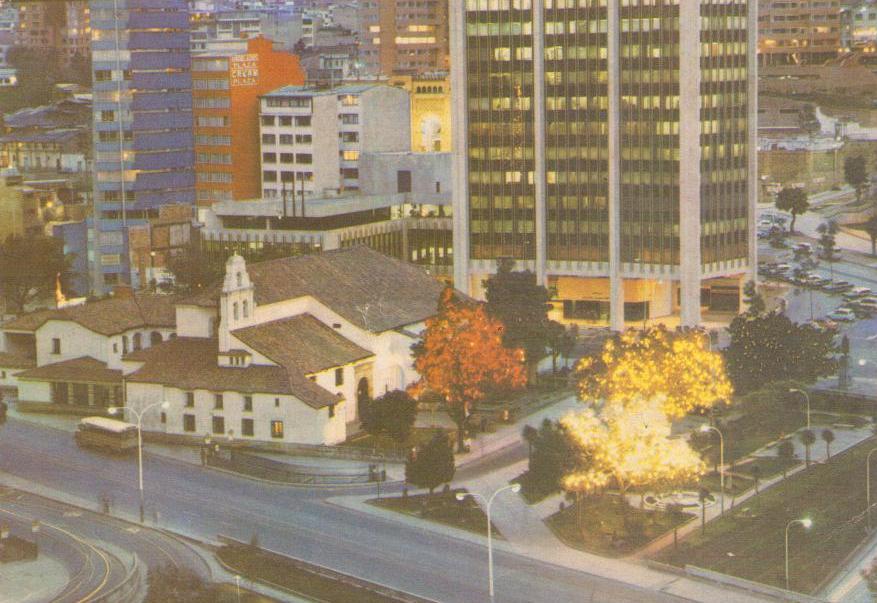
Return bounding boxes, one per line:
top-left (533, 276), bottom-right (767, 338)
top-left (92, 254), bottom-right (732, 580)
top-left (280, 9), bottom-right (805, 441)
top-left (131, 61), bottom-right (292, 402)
top-left (74, 416), bottom-right (138, 454)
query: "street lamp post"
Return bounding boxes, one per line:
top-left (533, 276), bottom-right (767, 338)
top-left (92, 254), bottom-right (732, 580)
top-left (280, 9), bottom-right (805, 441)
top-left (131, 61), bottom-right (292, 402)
top-left (699, 424), bottom-right (725, 515)
top-left (785, 518), bottom-right (813, 590)
top-left (108, 400), bottom-right (170, 523)
top-left (867, 448), bottom-right (877, 531)
top-left (788, 388), bottom-right (811, 431)
top-left (456, 483), bottom-right (521, 600)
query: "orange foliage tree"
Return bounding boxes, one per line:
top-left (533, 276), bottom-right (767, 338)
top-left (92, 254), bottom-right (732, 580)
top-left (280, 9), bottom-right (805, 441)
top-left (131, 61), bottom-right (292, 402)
top-left (411, 288), bottom-right (527, 452)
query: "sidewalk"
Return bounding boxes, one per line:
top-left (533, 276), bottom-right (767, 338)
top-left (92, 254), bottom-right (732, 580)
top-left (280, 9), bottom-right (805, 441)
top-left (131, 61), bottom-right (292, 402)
top-left (0, 556), bottom-right (68, 603)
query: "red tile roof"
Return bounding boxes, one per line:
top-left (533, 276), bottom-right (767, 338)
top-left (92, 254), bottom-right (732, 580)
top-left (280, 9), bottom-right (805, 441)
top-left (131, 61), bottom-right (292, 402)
top-left (233, 314), bottom-right (373, 375)
top-left (125, 337), bottom-right (341, 409)
top-left (2, 294), bottom-right (177, 336)
top-left (17, 356), bottom-right (122, 383)
top-left (180, 246), bottom-right (444, 332)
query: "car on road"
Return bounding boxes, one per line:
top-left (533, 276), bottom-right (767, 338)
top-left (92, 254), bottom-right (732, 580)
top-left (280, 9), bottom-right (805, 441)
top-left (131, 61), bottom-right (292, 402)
top-left (810, 318), bottom-right (839, 331)
top-left (828, 308), bottom-right (857, 322)
top-left (845, 287), bottom-right (873, 299)
top-left (857, 298), bottom-right (877, 312)
top-left (823, 281), bottom-right (854, 293)
top-left (794, 243), bottom-right (813, 254)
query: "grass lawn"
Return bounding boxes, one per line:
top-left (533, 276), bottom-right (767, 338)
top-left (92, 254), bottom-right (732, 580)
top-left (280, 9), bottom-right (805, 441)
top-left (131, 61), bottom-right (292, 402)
top-left (547, 495), bottom-right (691, 558)
top-left (214, 583), bottom-right (278, 603)
top-left (699, 471), bottom-right (753, 498)
top-left (369, 488), bottom-right (499, 538)
top-left (736, 457), bottom-right (800, 480)
top-left (217, 544), bottom-right (407, 603)
top-left (655, 436), bottom-right (877, 594)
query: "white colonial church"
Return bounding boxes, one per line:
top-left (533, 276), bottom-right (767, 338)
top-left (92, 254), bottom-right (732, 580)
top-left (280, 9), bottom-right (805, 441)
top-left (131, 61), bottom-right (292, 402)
top-left (0, 247), bottom-right (445, 445)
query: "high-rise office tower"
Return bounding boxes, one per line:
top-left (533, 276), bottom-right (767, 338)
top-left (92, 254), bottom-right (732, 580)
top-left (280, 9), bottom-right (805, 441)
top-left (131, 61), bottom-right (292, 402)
top-left (13, 1), bottom-right (91, 67)
top-left (90, 0), bottom-right (195, 292)
top-left (358, 0), bottom-right (449, 75)
top-left (451, 0), bottom-right (757, 330)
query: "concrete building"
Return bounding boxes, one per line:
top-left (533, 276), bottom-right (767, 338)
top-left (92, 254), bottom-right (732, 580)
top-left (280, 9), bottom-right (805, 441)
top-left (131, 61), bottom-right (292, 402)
top-left (0, 247), bottom-right (447, 446)
top-left (451, 0), bottom-right (757, 329)
top-left (192, 37), bottom-right (305, 207)
top-left (758, 0), bottom-right (842, 65)
top-left (388, 73), bottom-right (452, 153)
top-left (842, 1), bottom-right (877, 49)
top-left (258, 84), bottom-right (410, 199)
top-left (0, 98), bottom-right (92, 175)
top-left (190, 9), bottom-right (262, 55)
top-left (199, 151), bottom-right (453, 281)
top-left (358, 0), bottom-right (449, 76)
top-left (12, 1), bottom-right (91, 67)
top-left (89, 0), bottom-right (195, 292)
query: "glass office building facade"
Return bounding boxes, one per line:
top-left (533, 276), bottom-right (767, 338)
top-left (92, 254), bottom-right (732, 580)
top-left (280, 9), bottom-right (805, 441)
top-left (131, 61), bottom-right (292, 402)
top-left (90, 0), bottom-right (194, 292)
top-left (451, 0), bottom-right (756, 329)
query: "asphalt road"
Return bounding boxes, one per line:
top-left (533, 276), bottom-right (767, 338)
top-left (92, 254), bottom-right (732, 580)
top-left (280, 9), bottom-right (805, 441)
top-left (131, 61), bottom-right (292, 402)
top-left (0, 486), bottom-right (212, 603)
top-left (0, 418), bottom-right (690, 603)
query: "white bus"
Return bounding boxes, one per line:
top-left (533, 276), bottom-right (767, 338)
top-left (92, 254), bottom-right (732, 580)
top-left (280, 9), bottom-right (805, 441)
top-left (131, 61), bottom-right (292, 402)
top-left (74, 416), bottom-right (138, 454)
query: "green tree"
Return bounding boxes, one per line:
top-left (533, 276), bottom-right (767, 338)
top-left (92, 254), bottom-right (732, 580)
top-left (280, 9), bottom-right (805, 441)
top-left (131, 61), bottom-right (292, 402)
top-left (844, 155), bottom-right (869, 202)
top-left (360, 389), bottom-right (418, 443)
top-left (0, 235), bottom-right (69, 312)
top-left (725, 312), bottom-right (837, 394)
top-left (777, 440), bottom-right (795, 478)
top-left (863, 213), bottom-right (877, 257)
top-left (484, 259), bottom-right (552, 377)
top-left (742, 280), bottom-right (765, 316)
top-left (800, 429), bottom-right (816, 467)
top-left (817, 220), bottom-right (841, 280)
top-left (545, 320), bottom-right (575, 375)
top-left (822, 428), bottom-right (835, 460)
top-left (145, 565), bottom-right (229, 602)
top-left (405, 433), bottom-right (455, 496)
top-left (775, 187), bottom-right (809, 234)
top-left (526, 419), bottom-right (579, 499)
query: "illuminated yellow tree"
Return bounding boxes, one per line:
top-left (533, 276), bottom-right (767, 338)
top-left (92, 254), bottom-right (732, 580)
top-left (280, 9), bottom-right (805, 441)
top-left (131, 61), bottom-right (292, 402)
top-left (576, 326), bottom-right (732, 418)
top-left (560, 396), bottom-right (706, 510)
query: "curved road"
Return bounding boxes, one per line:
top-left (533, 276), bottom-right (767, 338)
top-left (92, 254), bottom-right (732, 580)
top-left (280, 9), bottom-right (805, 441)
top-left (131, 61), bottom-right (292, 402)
top-left (0, 417), bottom-right (712, 603)
top-left (0, 485), bottom-right (212, 602)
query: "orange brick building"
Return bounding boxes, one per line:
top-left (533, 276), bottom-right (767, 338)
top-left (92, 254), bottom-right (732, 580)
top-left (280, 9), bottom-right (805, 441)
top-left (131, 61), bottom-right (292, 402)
top-left (193, 37), bottom-right (304, 206)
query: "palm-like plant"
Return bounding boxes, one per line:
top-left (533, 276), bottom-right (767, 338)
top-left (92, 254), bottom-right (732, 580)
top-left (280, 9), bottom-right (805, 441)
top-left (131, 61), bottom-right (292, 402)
top-left (822, 428), bottom-right (835, 460)
top-left (801, 429), bottom-right (817, 467)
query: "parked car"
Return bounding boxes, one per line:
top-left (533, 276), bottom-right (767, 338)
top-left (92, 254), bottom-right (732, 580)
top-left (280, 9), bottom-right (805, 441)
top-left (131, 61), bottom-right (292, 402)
top-left (845, 287), bottom-right (873, 299)
top-left (828, 308), bottom-right (857, 322)
top-left (810, 318), bottom-right (839, 331)
top-left (823, 281), bottom-right (853, 293)
top-left (794, 243), bottom-right (813, 254)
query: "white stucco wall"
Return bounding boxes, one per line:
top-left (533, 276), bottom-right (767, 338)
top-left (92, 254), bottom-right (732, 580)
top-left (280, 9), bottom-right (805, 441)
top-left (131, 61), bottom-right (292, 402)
top-left (17, 380), bottom-right (51, 403)
top-left (126, 382), bottom-right (345, 445)
top-left (175, 305), bottom-right (218, 338)
top-left (36, 321), bottom-right (107, 367)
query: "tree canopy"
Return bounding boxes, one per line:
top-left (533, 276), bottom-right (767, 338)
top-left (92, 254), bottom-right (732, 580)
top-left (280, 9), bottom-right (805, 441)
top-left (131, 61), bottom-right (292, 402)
top-left (576, 326), bottom-right (732, 419)
top-left (560, 397), bottom-right (706, 499)
top-left (411, 288), bottom-right (527, 450)
top-left (484, 259), bottom-right (552, 368)
top-left (844, 155), bottom-right (868, 201)
top-left (724, 311), bottom-right (837, 393)
top-left (360, 389), bottom-right (418, 443)
top-left (775, 187), bottom-right (809, 234)
top-left (0, 235), bottom-right (70, 312)
top-left (405, 433), bottom-right (455, 495)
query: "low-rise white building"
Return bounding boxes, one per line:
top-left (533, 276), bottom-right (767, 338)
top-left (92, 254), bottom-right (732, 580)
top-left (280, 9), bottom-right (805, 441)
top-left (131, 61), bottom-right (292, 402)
top-left (2, 246), bottom-right (446, 446)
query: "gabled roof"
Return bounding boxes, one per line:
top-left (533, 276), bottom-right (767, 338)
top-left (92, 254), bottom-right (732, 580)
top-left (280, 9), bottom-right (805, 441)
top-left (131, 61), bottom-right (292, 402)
top-left (17, 356), bottom-right (122, 383)
top-left (2, 294), bottom-right (177, 336)
top-left (180, 246), bottom-right (444, 333)
top-left (233, 314), bottom-right (372, 375)
top-left (0, 352), bottom-right (36, 370)
top-left (125, 337), bottom-right (341, 409)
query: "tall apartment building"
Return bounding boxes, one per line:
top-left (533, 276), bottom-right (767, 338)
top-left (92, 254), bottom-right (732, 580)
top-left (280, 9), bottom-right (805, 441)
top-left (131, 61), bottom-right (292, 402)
top-left (258, 84), bottom-right (410, 200)
top-left (190, 9), bottom-right (261, 55)
top-left (451, 0), bottom-right (757, 330)
top-left (89, 0), bottom-right (195, 292)
top-left (13, 1), bottom-right (91, 66)
top-left (358, 0), bottom-right (449, 75)
top-left (193, 37), bottom-right (305, 207)
top-left (758, 0), bottom-right (842, 65)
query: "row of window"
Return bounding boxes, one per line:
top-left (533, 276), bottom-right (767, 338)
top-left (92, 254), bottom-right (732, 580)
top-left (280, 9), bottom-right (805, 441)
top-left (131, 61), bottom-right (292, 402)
top-left (183, 414), bottom-right (284, 438)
